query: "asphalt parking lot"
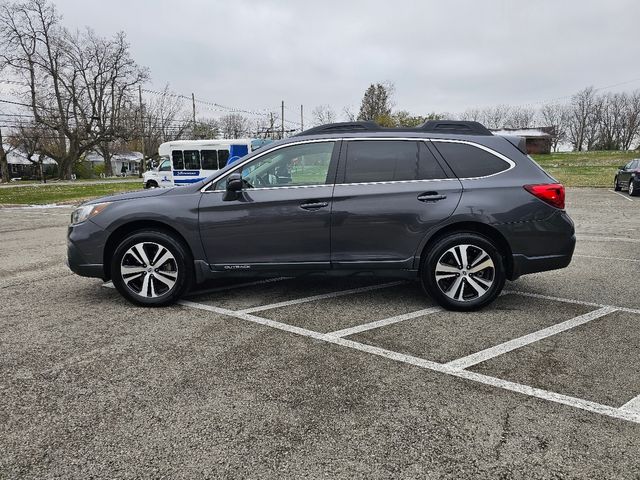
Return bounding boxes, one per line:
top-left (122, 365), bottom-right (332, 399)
top-left (1, 188), bottom-right (639, 479)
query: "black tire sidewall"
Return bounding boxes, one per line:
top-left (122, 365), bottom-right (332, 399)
top-left (421, 233), bottom-right (505, 311)
top-left (111, 230), bottom-right (192, 307)
top-left (630, 180), bottom-right (638, 196)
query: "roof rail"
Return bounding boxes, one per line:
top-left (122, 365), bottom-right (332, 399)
top-left (295, 119), bottom-right (492, 137)
top-left (294, 121), bottom-right (381, 136)
top-left (419, 120), bottom-right (492, 136)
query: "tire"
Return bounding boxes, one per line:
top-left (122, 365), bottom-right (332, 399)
top-left (421, 232), bottom-right (506, 311)
top-left (111, 230), bottom-right (192, 307)
top-left (614, 176), bottom-right (621, 191)
top-left (629, 180), bottom-right (639, 197)
top-left (145, 180), bottom-right (158, 189)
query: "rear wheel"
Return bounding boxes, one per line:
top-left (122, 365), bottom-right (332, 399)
top-left (614, 176), bottom-right (621, 191)
top-left (111, 230), bottom-right (192, 306)
top-left (421, 233), bottom-right (505, 311)
top-left (629, 180), bottom-right (639, 197)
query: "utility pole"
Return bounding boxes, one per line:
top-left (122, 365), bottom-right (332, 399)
top-left (191, 93), bottom-right (197, 137)
top-left (300, 104), bottom-right (304, 132)
top-left (281, 100), bottom-right (285, 139)
top-left (138, 85), bottom-right (145, 178)
top-left (270, 112), bottom-right (275, 140)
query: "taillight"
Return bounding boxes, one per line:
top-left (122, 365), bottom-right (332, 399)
top-left (524, 183), bottom-right (565, 209)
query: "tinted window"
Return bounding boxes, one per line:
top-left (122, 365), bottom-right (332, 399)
top-left (172, 151), bottom-right (184, 170)
top-left (201, 150), bottom-right (219, 170)
top-left (344, 140), bottom-right (445, 183)
top-left (218, 150), bottom-right (230, 168)
top-left (183, 150), bottom-right (200, 170)
top-left (433, 142), bottom-right (510, 178)
top-left (216, 142), bottom-right (334, 190)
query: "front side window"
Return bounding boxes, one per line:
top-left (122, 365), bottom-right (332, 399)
top-left (344, 140), bottom-right (445, 183)
top-left (172, 151), bottom-right (184, 170)
top-left (216, 141), bottom-right (334, 190)
top-left (433, 141), bottom-right (510, 178)
top-left (158, 160), bottom-right (171, 172)
top-left (183, 150), bottom-right (201, 170)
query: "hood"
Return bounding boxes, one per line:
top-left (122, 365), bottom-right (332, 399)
top-left (83, 186), bottom-right (174, 205)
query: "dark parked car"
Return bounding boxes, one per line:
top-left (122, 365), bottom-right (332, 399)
top-left (614, 159), bottom-right (640, 196)
top-left (67, 120), bottom-right (575, 311)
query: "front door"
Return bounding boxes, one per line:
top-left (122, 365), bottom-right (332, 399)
top-left (198, 140), bottom-right (339, 271)
top-left (331, 139), bottom-right (463, 269)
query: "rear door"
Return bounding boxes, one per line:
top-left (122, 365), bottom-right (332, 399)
top-left (330, 139), bottom-right (463, 269)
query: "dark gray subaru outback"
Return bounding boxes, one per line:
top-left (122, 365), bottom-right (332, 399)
top-left (67, 120), bottom-right (575, 311)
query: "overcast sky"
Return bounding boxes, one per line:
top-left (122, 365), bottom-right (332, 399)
top-left (40, 0), bottom-right (640, 121)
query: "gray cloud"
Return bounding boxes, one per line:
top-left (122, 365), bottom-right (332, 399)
top-left (51, 0), bottom-right (640, 120)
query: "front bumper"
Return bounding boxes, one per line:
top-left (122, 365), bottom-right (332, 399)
top-left (67, 220), bottom-right (108, 280)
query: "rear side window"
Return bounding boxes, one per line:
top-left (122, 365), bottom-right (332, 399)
top-left (433, 142), bottom-right (510, 178)
top-left (344, 140), bottom-right (446, 183)
top-left (183, 150), bottom-right (201, 170)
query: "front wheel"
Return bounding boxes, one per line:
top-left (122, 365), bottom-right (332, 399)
top-left (629, 180), bottom-right (639, 197)
top-left (111, 230), bottom-right (192, 306)
top-left (421, 233), bottom-right (505, 311)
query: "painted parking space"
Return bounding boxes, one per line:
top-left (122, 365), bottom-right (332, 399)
top-left (470, 309), bottom-right (640, 407)
top-left (344, 294), bottom-right (592, 363)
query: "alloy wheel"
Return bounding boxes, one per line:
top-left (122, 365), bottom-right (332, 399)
top-left (434, 244), bottom-right (495, 301)
top-left (120, 241), bottom-right (178, 298)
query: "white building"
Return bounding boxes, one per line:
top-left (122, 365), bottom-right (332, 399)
top-left (3, 145), bottom-right (57, 179)
top-left (86, 151), bottom-right (143, 176)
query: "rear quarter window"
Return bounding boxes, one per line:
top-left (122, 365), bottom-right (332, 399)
top-left (433, 141), bottom-right (511, 178)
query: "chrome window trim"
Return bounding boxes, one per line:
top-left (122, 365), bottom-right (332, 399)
top-left (200, 139), bottom-right (337, 193)
top-left (201, 136), bottom-right (516, 193)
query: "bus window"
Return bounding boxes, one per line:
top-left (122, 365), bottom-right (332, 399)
top-left (172, 151), bottom-right (184, 170)
top-left (218, 149), bottom-right (230, 168)
top-left (201, 150), bottom-right (219, 170)
top-left (158, 160), bottom-right (171, 172)
top-left (184, 150), bottom-right (201, 170)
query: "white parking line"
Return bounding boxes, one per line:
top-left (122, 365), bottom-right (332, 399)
top-left (574, 254), bottom-right (640, 263)
top-left (620, 394), bottom-right (640, 414)
top-left (505, 290), bottom-right (640, 315)
top-left (178, 299), bottom-right (640, 425)
top-left (609, 189), bottom-right (634, 201)
top-left (326, 306), bottom-right (442, 338)
top-left (446, 306), bottom-right (617, 370)
top-left (238, 281), bottom-right (404, 314)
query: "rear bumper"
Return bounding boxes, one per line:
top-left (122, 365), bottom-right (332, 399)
top-left (509, 233), bottom-right (575, 280)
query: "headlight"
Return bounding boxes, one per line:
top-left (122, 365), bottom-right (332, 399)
top-left (70, 202), bottom-right (111, 225)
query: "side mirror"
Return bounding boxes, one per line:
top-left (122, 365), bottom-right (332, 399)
top-left (619, 166), bottom-right (626, 170)
top-left (223, 173), bottom-right (243, 201)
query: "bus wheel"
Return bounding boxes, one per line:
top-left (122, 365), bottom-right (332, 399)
top-left (145, 180), bottom-right (158, 189)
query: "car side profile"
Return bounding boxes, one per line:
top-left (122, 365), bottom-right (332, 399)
top-left (67, 120), bottom-right (575, 311)
top-left (614, 159), bottom-right (640, 196)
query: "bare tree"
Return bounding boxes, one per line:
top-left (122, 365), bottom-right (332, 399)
top-left (311, 104), bottom-right (336, 126)
top-left (342, 106), bottom-right (356, 122)
top-left (481, 105), bottom-right (511, 130)
top-left (621, 90), bottom-right (640, 150)
top-left (192, 118), bottom-right (219, 140)
top-left (140, 85), bottom-right (188, 163)
top-left (0, 0), bottom-right (146, 179)
top-left (458, 108), bottom-right (483, 122)
top-left (219, 113), bottom-right (250, 139)
top-left (540, 103), bottom-right (570, 152)
top-left (11, 121), bottom-right (48, 181)
top-left (505, 106), bottom-right (537, 129)
top-left (567, 87), bottom-right (597, 151)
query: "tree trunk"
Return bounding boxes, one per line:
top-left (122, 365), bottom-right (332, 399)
top-left (38, 155), bottom-right (46, 184)
top-left (0, 128), bottom-right (10, 183)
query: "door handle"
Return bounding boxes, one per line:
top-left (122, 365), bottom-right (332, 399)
top-left (300, 201), bottom-right (329, 210)
top-left (417, 192), bottom-right (447, 202)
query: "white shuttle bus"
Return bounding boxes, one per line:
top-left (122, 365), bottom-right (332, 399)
top-left (142, 139), bottom-right (258, 188)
